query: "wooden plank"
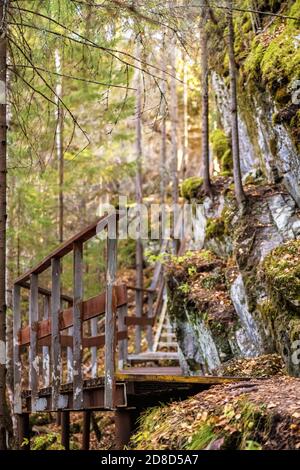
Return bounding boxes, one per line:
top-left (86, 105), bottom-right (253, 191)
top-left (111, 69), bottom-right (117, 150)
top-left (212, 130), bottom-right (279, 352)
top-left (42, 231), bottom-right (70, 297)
top-left (125, 316), bottom-right (154, 327)
top-left (18, 285), bottom-right (127, 346)
top-left (118, 305), bottom-right (128, 370)
top-left (104, 237), bottom-right (117, 409)
top-left (15, 214), bottom-right (114, 285)
top-left (42, 296), bottom-right (50, 388)
top-left (13, 284), bottom-right (22, 414)
top-left (29, 273), bottom-right (39, 412)
top-left (51, 257), bottom-right (61, 411)
top-left (115, 372), bottom-right (249, 384)
top-left (38, 331), bottom-right (128, 349)
top-left (73, 241), bottom-right (83, 410)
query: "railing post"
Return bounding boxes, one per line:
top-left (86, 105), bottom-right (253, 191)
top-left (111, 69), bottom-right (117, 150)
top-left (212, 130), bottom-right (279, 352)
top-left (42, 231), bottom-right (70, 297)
top-left (146, 291), bottom-right (154, 351)
top-left (91, 318), bottom-right (97, 378)
top-left (42, 295), bottom-right (50, 388)
top-left (51, 257), bottom-right (61, 411)
top-left (117, 304), bottom-right (128, 370)
top-left (73, 241), bottom-right (83, 410)
top-left (13, 284), bottom-right (22, 415)
top-left (104, 236), bottom-right (117, 409)
top-left (67, 300), bottom-right (73, 383)
top-left (29, 273), bottom-right (39, 413)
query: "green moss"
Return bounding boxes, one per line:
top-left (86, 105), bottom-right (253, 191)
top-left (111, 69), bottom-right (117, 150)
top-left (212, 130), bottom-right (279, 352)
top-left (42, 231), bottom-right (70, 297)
top-left (221, 149), bottom-right (233, 174)
top-left (211, 129), bottom-right (230, 160)
top-left (205, 217), bottom-right (225, 241)
top-left (245, 1), bottom-right (300, 92)
top-left (180, 176), bottom-right (204, 201)
top-left (261, 240), bottom-right (300, 311)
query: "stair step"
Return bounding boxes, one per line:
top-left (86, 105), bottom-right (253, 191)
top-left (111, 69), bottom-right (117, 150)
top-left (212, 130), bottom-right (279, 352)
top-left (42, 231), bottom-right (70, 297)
top-left (127, 352), bottom-right (179, 362)
top-left (158, 342), bottom-right (178, 348)
top-left (160, 333), bottom-right (176, 339)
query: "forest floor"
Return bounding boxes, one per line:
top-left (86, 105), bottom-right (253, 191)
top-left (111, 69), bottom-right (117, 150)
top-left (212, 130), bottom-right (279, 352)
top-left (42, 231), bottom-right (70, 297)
top-left (129, 356), bottom-right (300, 451)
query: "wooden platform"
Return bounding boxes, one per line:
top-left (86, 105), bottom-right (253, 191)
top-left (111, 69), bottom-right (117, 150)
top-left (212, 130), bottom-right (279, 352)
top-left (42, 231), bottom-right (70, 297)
top-left (20, 372), bottom-right (248, 414)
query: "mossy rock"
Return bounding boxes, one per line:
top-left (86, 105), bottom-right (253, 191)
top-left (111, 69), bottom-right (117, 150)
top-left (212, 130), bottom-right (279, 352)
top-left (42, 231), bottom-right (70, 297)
top-left (211, 129), bottom-right (230, 160)
top-left (205, 217), bottom-right (225, 241)
top-left (221, 149), bottom-right (233, 174)
top-left (180, 176), bottom-right (204, 201)
top-left (210, 129), bottom-right (233, 175)
top-left (261, 240), bottom-right (300, 311)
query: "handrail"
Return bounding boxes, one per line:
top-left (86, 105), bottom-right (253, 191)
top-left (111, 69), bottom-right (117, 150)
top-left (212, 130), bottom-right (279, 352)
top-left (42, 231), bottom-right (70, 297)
top-left (14, 212), bottom-right (118, 285)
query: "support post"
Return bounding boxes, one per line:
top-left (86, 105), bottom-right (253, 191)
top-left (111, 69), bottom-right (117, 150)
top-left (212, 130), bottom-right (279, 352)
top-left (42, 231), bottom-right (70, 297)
top-left (73, 241), bottom-right (83, 409)
top-left (117, 304), bottom-right (128, 370)
top-left (146, 291), bottom-right (154, 351)
top-left (13, 284), bottom-right (22, 415)
top-left (17, 414), bottom-right (30, 450)
top-left (42, 295), bottom-right (50, 388)
top-left (82, 410), bottom-right (91, 450)
top-left (61, 410), bottom-right (70, 451)
top-left (114, 409), bottom-right (139, 450)
top-left (104, 236), bottom-right (117, 409)
top-left (29, 273), bottom-right (39, 413)
top-left (91, 318), bottom-right (97, 378)
top-left (51, 258), bottom-right (61, 411)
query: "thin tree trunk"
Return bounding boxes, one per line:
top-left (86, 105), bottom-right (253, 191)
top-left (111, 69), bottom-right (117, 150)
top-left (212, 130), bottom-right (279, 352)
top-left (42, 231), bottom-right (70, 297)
top-left (135, 35), bottom-right (143, 353)
top-left (0, 0), bottom-right (7, 450)
top-left (227, 0), bottom-right (246, 206)
top-left (182, 54), bottom-right (188, 178)
top-left (200, 0), bottom-right (212, 195)
top-left (170, 36), bottom-right (178, 207)
top-left (160, 31), bottom-right (167, 207)
top-left (169, 17), bottom-right (180, 254)
top-left (55, 49), bottom-right (64, 243)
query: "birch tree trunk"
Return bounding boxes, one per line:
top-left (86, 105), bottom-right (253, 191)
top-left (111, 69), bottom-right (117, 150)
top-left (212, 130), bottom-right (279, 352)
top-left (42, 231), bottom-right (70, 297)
top-left (55, 49), bottom-right (64, 244)
top-left (135, 35), bottom-right (143, 353)
top-left (227, 0), bottom-right (246, 206)
top-left (200, 0), bottom-right (212, 195)
top-left (0, 0), bottom-right (7, 450)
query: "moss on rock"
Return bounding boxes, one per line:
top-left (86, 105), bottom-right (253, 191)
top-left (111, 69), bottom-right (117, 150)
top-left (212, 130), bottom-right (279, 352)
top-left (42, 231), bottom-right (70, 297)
top-left (261, 240), bottom-right (300, 311)
top-left (180, 176), bottom-right (204, 201)
top-left (205, 217), bottom-right (226, 241)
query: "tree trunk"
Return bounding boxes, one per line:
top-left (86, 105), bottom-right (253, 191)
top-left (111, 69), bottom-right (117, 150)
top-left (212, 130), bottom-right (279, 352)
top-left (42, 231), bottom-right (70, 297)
top-left (160, 31), bottom-right (167, 207)
top-left (135, 35), bottom-right (143, 353)
top-left (227, 0), bottom-right (246, 206)
top-left (200, 0), bottom-right (212, 195)
top-left (170, 35), bottom-right (178, 207)
top-left (55, 49), bottom-right (64, 243)
top-left (0, 0), bottom-right (7, 450)
top-left (182, 54), bottom-right (188, 178)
